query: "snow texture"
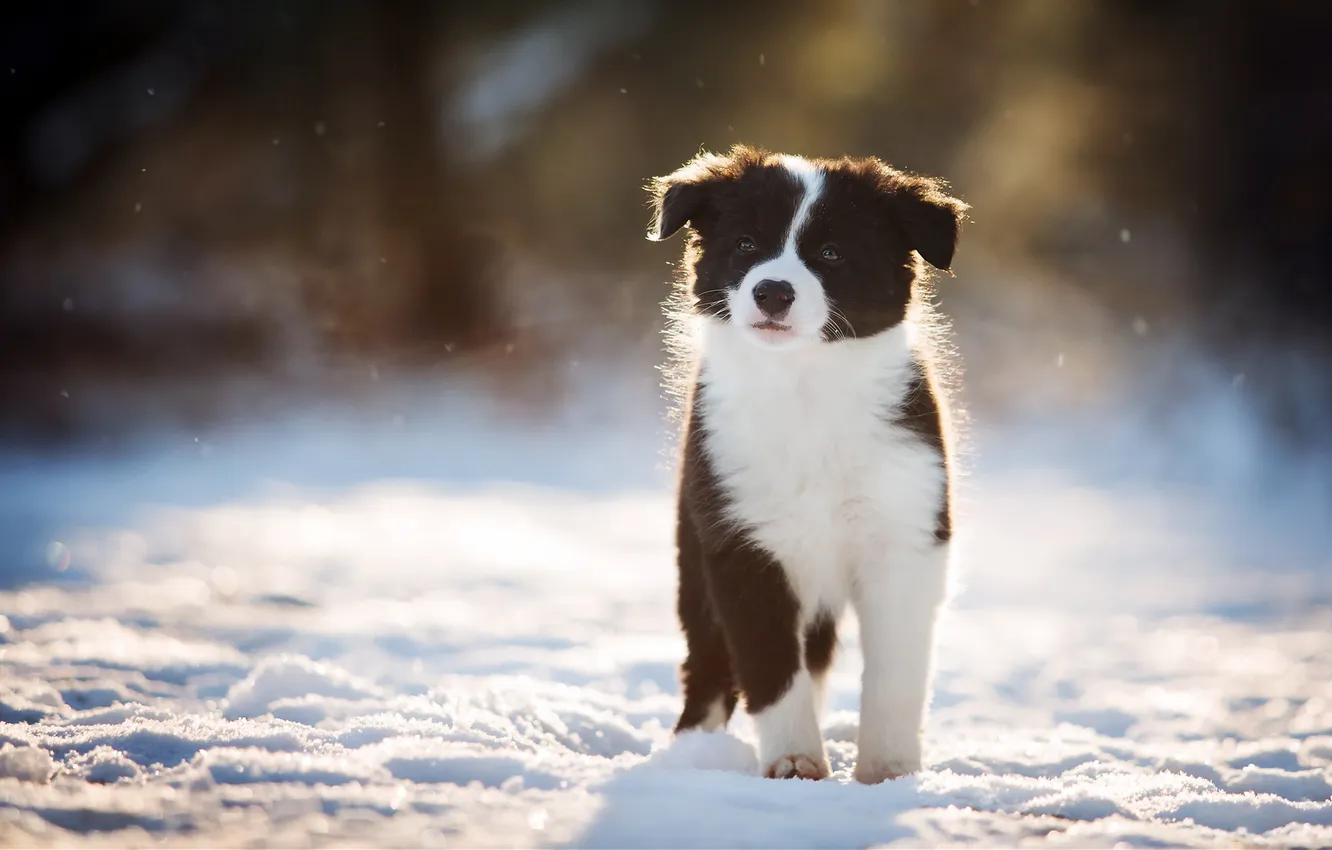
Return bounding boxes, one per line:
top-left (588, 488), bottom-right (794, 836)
top-left (2, 384), bottom-right (1331, 847)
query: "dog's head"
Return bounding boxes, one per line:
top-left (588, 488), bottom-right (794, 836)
top-left (648, 145), bottom-right (966, 348)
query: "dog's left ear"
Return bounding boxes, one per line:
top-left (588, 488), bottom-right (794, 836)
top-left (883, 170), bottom-right (969, 271)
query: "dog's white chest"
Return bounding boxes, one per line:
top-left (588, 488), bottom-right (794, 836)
top-left (696, 323), bottom-right (944, 614)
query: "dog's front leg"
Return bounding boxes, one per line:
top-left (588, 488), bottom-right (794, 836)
top-left (703, 539), bottom-right (828, 780)
top-left (852, 542), bottom-right (949, 784)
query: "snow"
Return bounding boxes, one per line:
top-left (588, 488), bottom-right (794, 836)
top-left (223, 656), bottom-right (383, 721)
top-left (0, 743), bottom-right (57, 783)
top-left (2, 372), bottom-right (1332, 847)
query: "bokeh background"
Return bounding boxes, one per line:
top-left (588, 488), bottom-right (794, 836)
top-left (2, 0), bottom-right (1331, 588)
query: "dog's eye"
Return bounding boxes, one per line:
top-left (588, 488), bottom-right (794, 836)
top-left (820, 245), bottom-right (842, 262)
top-left (736, 237), bottom-right (757, 254)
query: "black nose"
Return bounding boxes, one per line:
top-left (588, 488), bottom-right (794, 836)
top-left (753, 279), bottom-right (795, 319)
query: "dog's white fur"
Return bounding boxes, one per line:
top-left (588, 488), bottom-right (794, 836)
top-left (725, 157), bottom-right (830, 347)
top-left (692, 156), bottom-right (951, 782)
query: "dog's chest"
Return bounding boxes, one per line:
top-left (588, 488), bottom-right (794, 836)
top-left (695, 330), bottom-right (944, 612)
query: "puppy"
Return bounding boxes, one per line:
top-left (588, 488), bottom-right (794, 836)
top-left (647, 145), bottom-right (966, 784)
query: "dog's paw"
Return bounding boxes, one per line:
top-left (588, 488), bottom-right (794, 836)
top-left (853, 755), bottom-right (920, 785)
top-left (764, 753), bottom-right (830, 780)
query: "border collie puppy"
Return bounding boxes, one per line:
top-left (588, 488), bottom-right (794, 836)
top-left (647, 145), bottom-right (966, 784)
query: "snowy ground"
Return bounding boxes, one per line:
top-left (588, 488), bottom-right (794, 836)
top-left (3, 372), bottom-right (1332, 847)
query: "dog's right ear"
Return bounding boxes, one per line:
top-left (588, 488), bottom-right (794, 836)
top-left (647, 149), bottom-right (747, 241)
top-left (647, 179), bottom-right (713, 242)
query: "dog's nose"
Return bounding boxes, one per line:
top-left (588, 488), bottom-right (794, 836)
top-left (753, 279), bottom-right (795, 319)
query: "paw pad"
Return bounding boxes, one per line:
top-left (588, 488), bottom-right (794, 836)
top-left (764, 754), bottom-right (829, 780)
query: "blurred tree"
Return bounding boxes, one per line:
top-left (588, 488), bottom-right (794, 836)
top-left (0, 0), bottom-right (1328, 446)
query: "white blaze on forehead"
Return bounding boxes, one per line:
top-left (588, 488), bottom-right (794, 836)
top-left (777, 155), bottom-right (825, 247)
top-left (720, 155), bottom-right (830, 347)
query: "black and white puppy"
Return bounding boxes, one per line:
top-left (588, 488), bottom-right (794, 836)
top-left (647, 145), bottom-right (966, 784)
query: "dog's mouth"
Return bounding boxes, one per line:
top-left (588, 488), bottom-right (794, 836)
top-left (750, 320), bottom-right (792, 332)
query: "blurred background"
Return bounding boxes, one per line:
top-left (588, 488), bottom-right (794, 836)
top-left (2, 0), bottom-right (1331, 587)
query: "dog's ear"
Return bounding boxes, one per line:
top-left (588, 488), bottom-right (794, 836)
top-left (647, 147), bottom-right (754, 241)
top-left (880, 168), bottom-right (968, 271)
top-left (648, 177), bottom-right (716, 242)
